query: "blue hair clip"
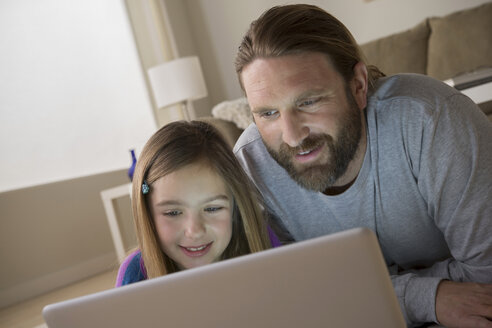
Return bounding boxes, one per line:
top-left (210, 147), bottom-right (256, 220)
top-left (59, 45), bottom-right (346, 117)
top-left (142, 180), bottom-right (150, 195)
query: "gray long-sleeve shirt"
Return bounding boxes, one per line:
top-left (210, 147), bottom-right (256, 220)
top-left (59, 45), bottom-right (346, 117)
top-left (234, 74), bottom-right (492, 327)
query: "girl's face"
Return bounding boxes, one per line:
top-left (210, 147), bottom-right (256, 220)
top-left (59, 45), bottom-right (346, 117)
top-left (149, 163), bottom-right (233, 270)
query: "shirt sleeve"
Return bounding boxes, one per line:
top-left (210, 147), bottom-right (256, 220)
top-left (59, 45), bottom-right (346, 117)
top-left (391, 273), bottom-right (442, 326)
top-left (399, 92), bottom-right (492, 325)
top-left (115, 249), bottom-right (147, 287)
top-left (418, 93), bottom-right (492, 282)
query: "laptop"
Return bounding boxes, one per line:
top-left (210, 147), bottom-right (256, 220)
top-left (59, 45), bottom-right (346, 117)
top-left (43, 227), bottom-right (406, 328)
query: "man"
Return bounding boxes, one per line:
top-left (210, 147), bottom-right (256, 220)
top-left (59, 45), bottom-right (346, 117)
top-left (233, 4), bottom-right (492, 328)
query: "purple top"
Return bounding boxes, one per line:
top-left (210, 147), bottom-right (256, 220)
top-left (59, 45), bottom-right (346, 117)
top-left (267, 225), bottom-right (281, 248)
top-left (115, 225), bottom-right (282, 287)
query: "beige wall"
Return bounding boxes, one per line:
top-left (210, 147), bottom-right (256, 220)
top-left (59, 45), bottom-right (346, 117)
top-left (0, 170), bottom-right (135, 308)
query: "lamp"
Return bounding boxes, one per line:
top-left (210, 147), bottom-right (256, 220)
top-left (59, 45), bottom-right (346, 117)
top-left (147, 56), bottom-right (207, 120)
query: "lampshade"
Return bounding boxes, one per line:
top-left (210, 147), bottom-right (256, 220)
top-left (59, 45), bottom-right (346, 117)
top-left (147, 56), bottom-right (208, 113)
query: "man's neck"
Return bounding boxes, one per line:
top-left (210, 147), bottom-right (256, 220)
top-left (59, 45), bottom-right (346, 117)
top-left (323, 177), bottom-right (357, 195)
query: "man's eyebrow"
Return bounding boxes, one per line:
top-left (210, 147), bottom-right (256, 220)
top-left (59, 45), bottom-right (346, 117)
top-left (250, 106), bottom-right (276, 114)
top-left (294, 89), bottom-right (331, 103)
top-left (250, 89), bottom-right (334, 114)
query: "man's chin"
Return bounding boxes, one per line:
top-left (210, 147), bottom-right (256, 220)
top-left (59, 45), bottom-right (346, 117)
top-left (267, 151), bottom-right (333, 191)
top-left (288, 165), bottom-right (336, 192)
top-left (266, 142), bottom-right (340, 191)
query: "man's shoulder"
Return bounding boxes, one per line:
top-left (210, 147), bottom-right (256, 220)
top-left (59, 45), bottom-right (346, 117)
top-left (233, 123), bottom-right (263, 154)
top-left (368, 73), bottom-right (468, 125)
top-left (372, 73), bottom-right (459, 106)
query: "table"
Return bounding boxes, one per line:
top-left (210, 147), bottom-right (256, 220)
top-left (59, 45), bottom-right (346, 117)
top-left (459, 80), bottom-right (492, 105)
top-left (100, 183), bottom-right (132, 263)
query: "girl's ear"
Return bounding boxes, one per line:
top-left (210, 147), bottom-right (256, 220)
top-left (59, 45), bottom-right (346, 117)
top-left (351, 62), bottom-right (368, 110)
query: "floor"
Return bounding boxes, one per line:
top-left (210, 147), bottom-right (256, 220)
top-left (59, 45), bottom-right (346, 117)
top-left (0, 269), bottom-right (118, 328)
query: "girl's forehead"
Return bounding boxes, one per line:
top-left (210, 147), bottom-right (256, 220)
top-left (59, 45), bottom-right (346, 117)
top-left (172, 161), bottom-right (219, 178)
top-left (151, 158), bottom-right (213, 180)
top-left (150, 162), bottom-right (231, 204)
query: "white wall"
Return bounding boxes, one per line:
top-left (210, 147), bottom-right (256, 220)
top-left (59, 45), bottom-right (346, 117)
top-left (183, 0), bottom-right (492, 105)
top-left (0, 0), bottom-right (156, 192)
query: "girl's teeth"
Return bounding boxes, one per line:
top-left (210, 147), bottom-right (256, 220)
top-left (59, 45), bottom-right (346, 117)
top-left (187, 245), bottom-right (206, 251)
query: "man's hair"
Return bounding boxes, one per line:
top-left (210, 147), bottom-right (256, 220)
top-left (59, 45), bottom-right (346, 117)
top-left (132, 120), bottom-right (271, 278)
top-left (235, 4), bottom-right (384, 90)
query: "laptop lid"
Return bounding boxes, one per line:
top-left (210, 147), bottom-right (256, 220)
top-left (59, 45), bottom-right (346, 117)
top-left (43, 227), bottom-right (406, 328)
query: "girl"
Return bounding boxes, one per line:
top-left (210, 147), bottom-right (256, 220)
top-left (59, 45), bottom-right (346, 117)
top-left (116, 120), bottom-right (279, 286)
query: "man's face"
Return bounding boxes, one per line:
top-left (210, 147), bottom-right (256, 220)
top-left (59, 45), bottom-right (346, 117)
top-left (241, 52), bottom-right (366, 192)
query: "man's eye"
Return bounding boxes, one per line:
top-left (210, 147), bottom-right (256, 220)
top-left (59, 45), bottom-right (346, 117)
top-left (259, 110), bottom-right (278, 119)
top-left (298, 97), bottom-right (320, 108)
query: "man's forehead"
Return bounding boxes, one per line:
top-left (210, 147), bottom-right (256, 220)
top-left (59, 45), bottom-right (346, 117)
top-left (242, 53), bottom-right (340, 107)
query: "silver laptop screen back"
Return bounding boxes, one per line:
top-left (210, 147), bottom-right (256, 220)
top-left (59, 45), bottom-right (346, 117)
top-left (43, 227), bottom-right (405, 328)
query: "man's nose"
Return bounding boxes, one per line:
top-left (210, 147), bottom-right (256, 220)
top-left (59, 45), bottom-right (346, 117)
top-left (281, 111), bottom-right (309, 147)
top-left (183, 213), bottom-right (206, 239)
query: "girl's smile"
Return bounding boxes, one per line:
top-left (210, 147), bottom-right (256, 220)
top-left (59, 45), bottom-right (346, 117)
top-left (180, 242), bottom-right (213, 257)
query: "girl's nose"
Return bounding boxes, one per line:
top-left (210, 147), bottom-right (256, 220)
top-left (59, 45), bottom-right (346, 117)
top-left (183, 213), bottom-right (206, 239)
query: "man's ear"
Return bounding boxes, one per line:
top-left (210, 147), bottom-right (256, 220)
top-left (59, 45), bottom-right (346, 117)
top-left (351, 62), bottom-right (368, 110)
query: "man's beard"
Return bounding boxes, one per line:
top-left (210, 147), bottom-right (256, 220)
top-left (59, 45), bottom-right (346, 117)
top-left (264, 89), bottom-right (363, 192)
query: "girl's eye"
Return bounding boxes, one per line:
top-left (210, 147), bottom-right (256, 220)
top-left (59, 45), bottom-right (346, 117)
top-left (204, 206), bottom-right (223, 213)
top-left (163, 210), bottom-right (181, 217)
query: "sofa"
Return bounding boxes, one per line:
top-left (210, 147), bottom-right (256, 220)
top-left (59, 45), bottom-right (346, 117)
top-left (202, 2), bottom-right (492, 143)
top-left (359, 1), bottom-right (492, 118)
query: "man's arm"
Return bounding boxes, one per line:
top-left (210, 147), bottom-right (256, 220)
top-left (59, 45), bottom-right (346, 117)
top-left (390, 273), bottom-right (442, 326)
top-left (408, 91), bottom-right (492, 326)
top-left (390, 269), bottom-right (492, 327)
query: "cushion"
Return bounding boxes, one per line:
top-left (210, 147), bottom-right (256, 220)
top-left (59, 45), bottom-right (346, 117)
top-left (360, 20), bottom-right (430, 76)
top-left (427, 2), bottom-right (492, 80)
top-left (211, 97), bottom-right (253, 129)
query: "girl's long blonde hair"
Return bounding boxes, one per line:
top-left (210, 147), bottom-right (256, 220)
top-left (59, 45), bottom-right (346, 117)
top-left (132, 120), bottom-right (271, 278)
